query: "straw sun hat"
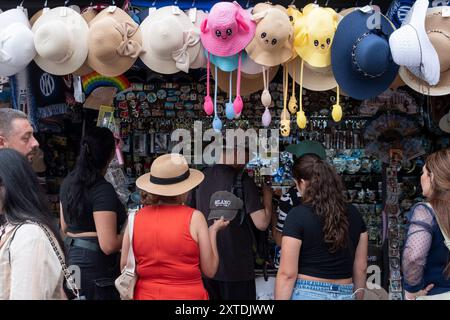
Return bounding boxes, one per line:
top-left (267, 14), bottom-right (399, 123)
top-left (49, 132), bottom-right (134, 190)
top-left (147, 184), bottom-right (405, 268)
top-left (398, 6), bottom-right (450, 96)
top-left (136, 153), bottom-right (204, 197)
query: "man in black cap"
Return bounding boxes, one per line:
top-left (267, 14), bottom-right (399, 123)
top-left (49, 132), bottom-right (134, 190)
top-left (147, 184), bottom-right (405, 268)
top-left (187, 145), bottom-right (273, 300)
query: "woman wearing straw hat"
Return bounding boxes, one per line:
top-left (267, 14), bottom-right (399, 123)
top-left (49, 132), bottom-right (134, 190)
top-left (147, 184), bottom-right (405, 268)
top-left (120, 153), bottom-right (229, 300)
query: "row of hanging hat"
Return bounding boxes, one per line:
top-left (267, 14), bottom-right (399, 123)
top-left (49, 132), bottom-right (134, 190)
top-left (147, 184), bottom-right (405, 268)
top-left (1, 0), bottom-right (450, 134)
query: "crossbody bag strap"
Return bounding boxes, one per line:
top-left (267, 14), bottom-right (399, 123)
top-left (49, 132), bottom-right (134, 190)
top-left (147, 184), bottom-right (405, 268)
top-left (26, 221), bottom-right (80, 299)
top-left (424, 203), bottom-right (450, 251)
top-left (124, 212), bottom-right (136, 274)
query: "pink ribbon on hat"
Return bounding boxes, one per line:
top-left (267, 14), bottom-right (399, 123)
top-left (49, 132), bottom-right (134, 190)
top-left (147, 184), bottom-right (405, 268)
top-left (115, 22), bottom-right (142, 59)
top-left (172, 30), bottom-right (200, 73)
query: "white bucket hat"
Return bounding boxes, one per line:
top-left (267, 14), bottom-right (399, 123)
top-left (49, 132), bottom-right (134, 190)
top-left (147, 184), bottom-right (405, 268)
top-left (32, 7), bottom-right (89, 75)
top-left (389, 0), bottom-right (440, 86)
top-left (0, 8), bottom-right (36, 77)
top-left (139, 6), bottom-right (201, 74)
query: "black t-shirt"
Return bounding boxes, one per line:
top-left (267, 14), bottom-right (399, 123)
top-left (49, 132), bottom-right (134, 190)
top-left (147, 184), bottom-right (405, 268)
top-left (282, 204), bottom-right (367, 279)
top-left (187, 164), bottom-right (264, 282)
top-left (60, 172), bottom-right (127, 234)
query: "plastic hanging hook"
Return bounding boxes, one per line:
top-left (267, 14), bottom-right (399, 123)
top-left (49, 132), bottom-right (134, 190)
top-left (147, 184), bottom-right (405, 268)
top-left (152, 0), bottom-right (157, 6)
top-left (111, 0), bottom-right (116, 5)
top-left (290, 0), bottom-right (296, 5)
top-left (325, 0), bottom-right (330, 6)
top-left (19, 0), bottom-right (24, 6)
top-left (246, 0), bottom-right (250, 8)
top-left (191, 0), bottom-right (196, 7)
top-left (64, 0), bottom-right (69, 7)
top-left (44, 0), bottom-right (48, 7)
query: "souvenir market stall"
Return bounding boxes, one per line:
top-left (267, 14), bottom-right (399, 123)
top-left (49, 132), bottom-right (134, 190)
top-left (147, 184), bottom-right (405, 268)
top-left (1, 0), bottom-right (450, 300)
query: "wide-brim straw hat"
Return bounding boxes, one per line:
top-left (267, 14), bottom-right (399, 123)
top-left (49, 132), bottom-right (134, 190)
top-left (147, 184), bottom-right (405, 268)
top-left (390, 0), bottom-right (440, 86)
top-left (189, 8), bottom-right (208, 69)
top-left (32, 7), bottom-right (89, 75)
top-left (139, 6), bottom-right (201, 74)
top-left (136, 153), bottom-right (204, 196)
top-left (87, 7), bottom-right (142, 77)
top-left (399, 6), bottom-right (450, 96)
top-left (213, 65), bottom-right (279, 96)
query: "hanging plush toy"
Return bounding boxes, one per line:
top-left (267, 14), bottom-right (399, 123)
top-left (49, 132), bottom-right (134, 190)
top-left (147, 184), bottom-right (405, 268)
top-left (296, 59), bottom-right (307, 129)
top-left (225, 72), bottom-right (235, 120)
top-left (288, 63), bottom-right (298, 114)
top-left (261, 67), bottom-right (272, 127)
top-left (204, 53), bottom-right (214, 115)
top-left (212, 66), bottom-right (223, 132)
top-left (331, 85), bottom-right (343, 122)
top-left (280, 66), bottom-right (291, 137)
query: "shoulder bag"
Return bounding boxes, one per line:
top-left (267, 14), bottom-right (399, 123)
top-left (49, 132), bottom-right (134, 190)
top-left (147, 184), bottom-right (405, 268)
top-left (115, 211), bottom-right (137, 300)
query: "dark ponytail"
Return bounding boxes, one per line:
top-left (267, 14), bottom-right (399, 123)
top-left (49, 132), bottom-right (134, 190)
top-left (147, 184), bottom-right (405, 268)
top-left (294, 154), bottom-right (349, 253)
top-left (66, 127), bottom-right (115, 222)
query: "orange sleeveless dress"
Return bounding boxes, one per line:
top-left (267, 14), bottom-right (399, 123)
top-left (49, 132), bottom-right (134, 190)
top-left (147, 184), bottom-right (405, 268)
top-left (133, 205), bottom-right (209, 300)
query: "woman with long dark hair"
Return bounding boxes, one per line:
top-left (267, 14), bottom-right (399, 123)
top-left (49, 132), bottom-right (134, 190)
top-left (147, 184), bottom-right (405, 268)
top-left (275, 155), bottom-right (368, 300)
top-left (403, 149), bottom-right (450, 299)
top-left (0, 149), bottom-right (66, 299)
top-left (59, 127), bottom-right (127, 300)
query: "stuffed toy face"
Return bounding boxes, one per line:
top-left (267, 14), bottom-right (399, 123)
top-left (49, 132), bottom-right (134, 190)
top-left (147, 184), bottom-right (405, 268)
top-left (252, 9), bottom-right (293, 52)
top-left (280, 119), bottom-right (291, 137)
top-left (294, 6), bottom-right (338, 56)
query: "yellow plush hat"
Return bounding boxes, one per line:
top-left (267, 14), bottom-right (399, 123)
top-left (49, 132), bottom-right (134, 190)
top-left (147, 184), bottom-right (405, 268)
top-left (293, 4), bottom-right (338, 68)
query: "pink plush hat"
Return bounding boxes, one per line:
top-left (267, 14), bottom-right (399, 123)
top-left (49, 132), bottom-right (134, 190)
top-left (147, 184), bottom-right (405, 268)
top-left (200, 1), bottom-right (256, 57)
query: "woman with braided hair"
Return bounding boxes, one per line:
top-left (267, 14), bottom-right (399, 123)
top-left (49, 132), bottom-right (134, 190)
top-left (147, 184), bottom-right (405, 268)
top-left (275, 155), bottom-right (368, 300)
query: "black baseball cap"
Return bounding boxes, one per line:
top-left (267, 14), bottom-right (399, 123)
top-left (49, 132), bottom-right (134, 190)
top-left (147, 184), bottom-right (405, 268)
top-left (208, 191), bottom-right (244, 221)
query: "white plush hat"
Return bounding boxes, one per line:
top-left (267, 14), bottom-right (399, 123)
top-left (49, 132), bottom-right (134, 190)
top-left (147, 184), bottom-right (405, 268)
top-left (389, 0), bottom-right (440, 86)
top-left (139, 6), bottom-right (201, 74)
top-left (32, 7), bottom-right (89, 75)
top-left (0, 8), bottom-right (36, 77)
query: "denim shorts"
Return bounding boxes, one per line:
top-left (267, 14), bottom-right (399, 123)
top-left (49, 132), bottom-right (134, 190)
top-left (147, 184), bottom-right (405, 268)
top-left (291, 279), bottom-right (355, 300)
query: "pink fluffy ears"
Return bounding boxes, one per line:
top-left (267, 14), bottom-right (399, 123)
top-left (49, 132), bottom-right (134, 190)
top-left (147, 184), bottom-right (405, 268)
top-left (200, 2), bottom-right (250, 35)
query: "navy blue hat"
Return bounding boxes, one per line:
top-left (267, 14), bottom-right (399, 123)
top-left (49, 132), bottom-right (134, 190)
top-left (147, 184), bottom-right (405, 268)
top-left (331, 8), bottom-right (399, 100)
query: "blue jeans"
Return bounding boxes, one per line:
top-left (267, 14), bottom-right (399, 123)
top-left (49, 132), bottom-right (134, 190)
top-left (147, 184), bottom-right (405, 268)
top-left (291, 279), bottom-right (355, 300)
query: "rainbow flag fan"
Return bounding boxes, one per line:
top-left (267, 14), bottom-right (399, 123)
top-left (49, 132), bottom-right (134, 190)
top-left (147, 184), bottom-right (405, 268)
top-left (81, 72), bottom-right (131, 96)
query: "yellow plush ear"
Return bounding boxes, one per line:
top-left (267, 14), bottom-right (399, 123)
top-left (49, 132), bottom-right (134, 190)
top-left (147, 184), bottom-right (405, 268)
top-left (302, 3), bottom-right (316, 15)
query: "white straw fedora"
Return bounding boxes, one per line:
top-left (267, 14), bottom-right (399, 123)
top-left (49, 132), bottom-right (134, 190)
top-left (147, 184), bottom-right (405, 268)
top-left (0, 8), bottom-right (36, 77)
top-left (399, 6), bottom-right (450, 96)
top-left (139, 6), bottom-right (201, 74)
top-left (136, 153), bottom-right (204, 196)
top-left (32, 7), bottom-right (89, 75)
top-left (389, 0), bottom-right (440, 86)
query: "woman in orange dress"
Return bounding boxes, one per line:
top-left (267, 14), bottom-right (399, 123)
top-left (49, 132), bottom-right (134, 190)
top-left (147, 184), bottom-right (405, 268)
top-left (120, 154), bottom-right (229, 300)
